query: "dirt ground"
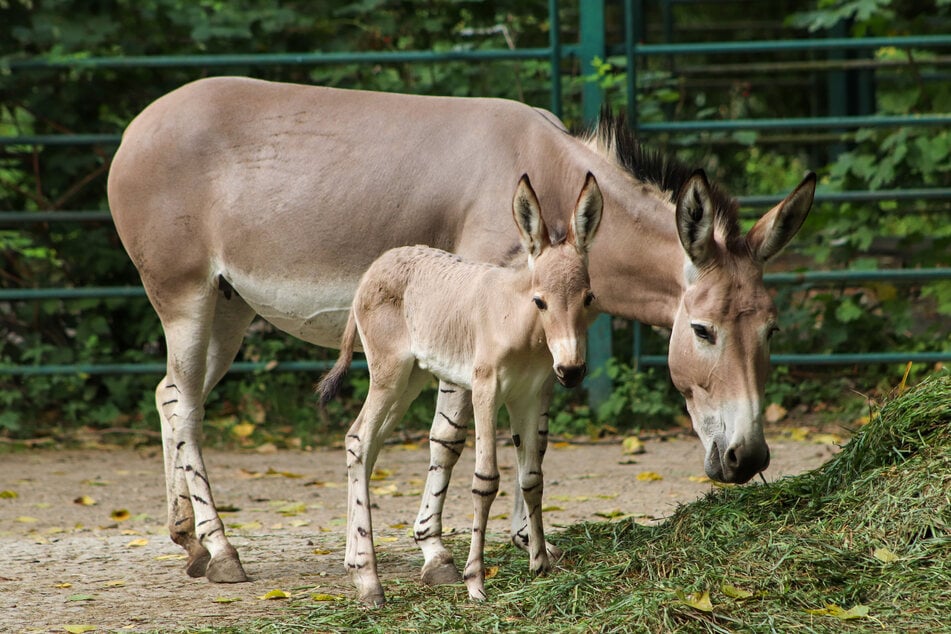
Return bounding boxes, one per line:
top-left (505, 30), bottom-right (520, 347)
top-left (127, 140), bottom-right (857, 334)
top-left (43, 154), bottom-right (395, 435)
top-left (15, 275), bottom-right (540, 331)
top-left (0, 431), bottom-right (840, 633)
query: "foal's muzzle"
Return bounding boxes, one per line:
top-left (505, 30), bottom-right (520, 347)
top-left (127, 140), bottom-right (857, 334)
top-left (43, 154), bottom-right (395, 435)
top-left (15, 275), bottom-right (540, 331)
top-left (555, 363), bottom-right (587, 388)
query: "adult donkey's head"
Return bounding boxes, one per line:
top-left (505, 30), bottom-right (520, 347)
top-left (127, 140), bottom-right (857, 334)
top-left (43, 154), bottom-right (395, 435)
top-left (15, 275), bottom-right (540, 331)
top-left (667, 169), bottom-right (816, 483)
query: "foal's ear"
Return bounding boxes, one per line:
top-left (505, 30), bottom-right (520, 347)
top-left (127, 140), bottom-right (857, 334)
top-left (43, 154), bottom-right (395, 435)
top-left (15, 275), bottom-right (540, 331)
top-left (512, 174), bottom-right (549, 261)
top-left (567, 172), bottom-right (603, 253)
top-left (746, 172), bottom-right (816, 263)
top-left (675, 169), bottom-right (716, 269)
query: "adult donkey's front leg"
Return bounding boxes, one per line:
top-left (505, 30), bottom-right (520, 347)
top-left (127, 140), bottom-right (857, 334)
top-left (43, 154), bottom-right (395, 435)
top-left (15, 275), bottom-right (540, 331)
top-left (415, 382), bottom-right (472, 585)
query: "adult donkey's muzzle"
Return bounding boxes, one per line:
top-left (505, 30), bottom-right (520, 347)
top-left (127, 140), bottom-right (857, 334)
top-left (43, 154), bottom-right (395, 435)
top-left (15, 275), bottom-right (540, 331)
top-left (706, 437), bottom-right (771, 484)
top-left (555, 363), bottom-right (587, 388)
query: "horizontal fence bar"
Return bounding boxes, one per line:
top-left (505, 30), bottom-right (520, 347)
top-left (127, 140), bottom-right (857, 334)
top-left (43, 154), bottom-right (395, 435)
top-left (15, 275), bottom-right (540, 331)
top-left (637, 114), bottom-right (951, 133)
top-left (4, 269), bottom-right (950, 302)
top-left (4, 352), bottom-right (946, 376)
top-left (764, 268), bottom-right (951, 284)
top-left (638, 352), bottom-right (951, 367)
top-left (3, 46), bottom-right (571, 72)
top-left (634, 35), bottom-right (951, 56)
top-left (740, 188), bottom-right (951, 207)
top-left (0, 359), bottom-right (368, 377)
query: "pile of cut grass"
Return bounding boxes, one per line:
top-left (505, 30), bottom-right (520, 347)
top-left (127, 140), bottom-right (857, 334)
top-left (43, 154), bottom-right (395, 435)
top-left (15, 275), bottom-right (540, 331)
top-left (211, 373), bottom-right (949, 633)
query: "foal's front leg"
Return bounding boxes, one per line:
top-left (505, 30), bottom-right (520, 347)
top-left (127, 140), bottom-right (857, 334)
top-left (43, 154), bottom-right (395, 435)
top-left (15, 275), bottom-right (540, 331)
top-left (507, 395), bottom-right (551, 577)
top-left (509, 379), bottom-right (563, 562)
top-left (463, 375), bottom-right (500, 601)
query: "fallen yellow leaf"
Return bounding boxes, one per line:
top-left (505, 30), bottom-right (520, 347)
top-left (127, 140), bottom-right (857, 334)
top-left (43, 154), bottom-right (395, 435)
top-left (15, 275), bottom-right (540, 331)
top-left (370, 468), bottom-right (393, 481)
top-left (155, 554), bottom-right (187, 561)
top-left (720, 583), bottom-right (753, 599)
top-left (873, 547), bottom-right (900, 563)
top-left (688, 475), bottom-right (711, 483)
top-left (276, 502), bottom-right (307, 516)
top-left (485, 565), bottom-right (500, 579)
top-left (311, 593), bottom-right (343, 601)
top-left (231, 422), bottom-right (255, 438)
top-left (258, 589), bottom-right (290, 600)
top-left (812, 433), bottom-right (842, 446)
top-left (376, 536), bottom-right (399, 543)
top-left (313, 548), bottom-right (332, 555)
top-left (680, 590), bottom-right (713, 612)
top-left (637, 471), bottom-right (663, 481)
top-left (63, 625), bottom-right (97, 634)
top-left (126, 538), bottom-right (149, 547)
top-left (110, 509), bottom-right (130, 521)
top-left (16, 516), bottom-right (38, 523)
top-left (265, 467), bottom-right (303, 478)
top-left (541, 505), bottom-right (564, 512)
top-left (805, 604), bottom-right (870, 620)
top-left (0, 490), bottom-right (18, 499)
top-left (551, 441), bottom-right (572, 449)
top-left (594, 509), bottom-right (626, 519)
top-left (370, 483), bottom-right (398, 496)
top-left (103, 579), bottom-right (126, 587)
top-left (73, 495), bottom-right (97, 506)
top-left (622, 436), bottom-right (645, 455)
top-left (788, 426), bottom-right (810, 442)
top-left (213, 596), bottom-right (242, 604)
top-left (54, 582), bottom-right (73, 588)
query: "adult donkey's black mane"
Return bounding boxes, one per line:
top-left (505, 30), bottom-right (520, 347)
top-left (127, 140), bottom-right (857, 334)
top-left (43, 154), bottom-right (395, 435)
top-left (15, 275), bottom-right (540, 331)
top-left (584, 108), bottom-right (741, 245)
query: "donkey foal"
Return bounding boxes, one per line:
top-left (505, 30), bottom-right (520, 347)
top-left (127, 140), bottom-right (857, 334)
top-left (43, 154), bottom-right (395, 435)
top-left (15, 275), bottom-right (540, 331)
top-left (319, 173), bottom-right (603, 605)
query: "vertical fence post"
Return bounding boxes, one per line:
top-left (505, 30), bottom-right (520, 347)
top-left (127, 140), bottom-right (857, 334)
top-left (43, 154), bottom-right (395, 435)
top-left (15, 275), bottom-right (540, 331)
top-left (548, 0), bottom-right (562, 118)
top-left (579, 0), bottom-right (613, 411)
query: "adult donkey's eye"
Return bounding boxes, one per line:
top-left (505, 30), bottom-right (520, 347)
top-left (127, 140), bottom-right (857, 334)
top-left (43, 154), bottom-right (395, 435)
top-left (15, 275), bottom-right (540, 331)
top-left (691, 323), bottom-right (715, 343)
top-left (584, 292), bottom-right (595, 307)
top-left (533, 296), bottom-right (548, 310)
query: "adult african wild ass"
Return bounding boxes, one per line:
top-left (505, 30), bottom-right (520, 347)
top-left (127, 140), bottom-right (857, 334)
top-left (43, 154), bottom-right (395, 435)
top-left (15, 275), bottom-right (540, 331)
top-left (107, 76), bottom-right (816, 586)
top-left (318, 173), bottom-right (602, 605)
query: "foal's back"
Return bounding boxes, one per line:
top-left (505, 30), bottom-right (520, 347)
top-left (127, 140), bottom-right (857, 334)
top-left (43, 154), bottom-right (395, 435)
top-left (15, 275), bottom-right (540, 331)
top-left (354, 245), bottom-right (535, 390)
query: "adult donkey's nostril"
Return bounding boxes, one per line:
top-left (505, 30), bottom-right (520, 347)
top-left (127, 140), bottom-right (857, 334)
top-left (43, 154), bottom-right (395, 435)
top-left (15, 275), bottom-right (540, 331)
top-left (556, 363), bottom-right (587, 388)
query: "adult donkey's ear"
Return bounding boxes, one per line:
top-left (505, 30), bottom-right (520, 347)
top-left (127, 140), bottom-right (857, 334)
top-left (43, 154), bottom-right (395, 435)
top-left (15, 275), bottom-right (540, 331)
top-left (513, 174), bottom-right (549, 263)
top-left (567, 172), bottom-right (603, 254)
top-left (675, 169), bottom-right (716, 269)
top-left (746, 172), bottom-right (816, 263)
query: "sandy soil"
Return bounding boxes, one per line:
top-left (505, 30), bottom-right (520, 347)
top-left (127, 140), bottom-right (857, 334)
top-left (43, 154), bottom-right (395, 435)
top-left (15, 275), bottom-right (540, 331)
top-left (0, 432), bottom-right (839, 633)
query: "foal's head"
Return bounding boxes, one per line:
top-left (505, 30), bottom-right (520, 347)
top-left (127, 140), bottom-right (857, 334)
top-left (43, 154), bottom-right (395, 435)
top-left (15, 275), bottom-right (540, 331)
top-left (667, 170), bottom-right (816, 483)
top-left (512, 173), bottom-right (603, 388)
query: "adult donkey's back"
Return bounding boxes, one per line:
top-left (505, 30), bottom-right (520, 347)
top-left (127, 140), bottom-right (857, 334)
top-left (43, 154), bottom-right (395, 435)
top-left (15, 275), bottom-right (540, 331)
top-left (108, 76), bottom-right (815, 583)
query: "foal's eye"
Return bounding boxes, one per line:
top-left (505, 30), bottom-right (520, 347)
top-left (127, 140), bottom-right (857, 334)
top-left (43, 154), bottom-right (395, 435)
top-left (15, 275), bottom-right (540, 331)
top-left (584, 292), bottom-right (595, 307)
top-left (533, 297), bottom-right (548, 310)
top-left (767, 325), bottom-right (780, 341)
top-left (691, 324), bottom-right (715, 344)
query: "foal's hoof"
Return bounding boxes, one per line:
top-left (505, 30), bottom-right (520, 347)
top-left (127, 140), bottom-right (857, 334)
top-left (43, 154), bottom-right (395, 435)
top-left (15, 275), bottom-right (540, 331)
top-left (206, 547), bottom-right (249, 583)
top-left (421, 552), bottom-right (463, 586)
top-left (355, 580), bottom-right (386, 607)
top-left (186, 547), bottom-right (211, 578)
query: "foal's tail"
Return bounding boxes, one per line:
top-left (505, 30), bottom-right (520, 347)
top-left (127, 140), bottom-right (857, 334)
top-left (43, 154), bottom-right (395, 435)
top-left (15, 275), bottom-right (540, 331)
top-left (317, 310), bottom-right (357, 407)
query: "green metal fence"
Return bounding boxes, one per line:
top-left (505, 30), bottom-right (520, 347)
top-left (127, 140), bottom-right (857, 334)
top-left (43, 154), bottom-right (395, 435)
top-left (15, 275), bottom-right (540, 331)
top-left (2, 0), bottom-right (949, 386)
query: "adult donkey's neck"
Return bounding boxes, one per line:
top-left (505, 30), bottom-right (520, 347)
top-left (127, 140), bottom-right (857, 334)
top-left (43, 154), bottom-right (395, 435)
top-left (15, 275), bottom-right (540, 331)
top-left (565, 112), bottom-right (741, 330)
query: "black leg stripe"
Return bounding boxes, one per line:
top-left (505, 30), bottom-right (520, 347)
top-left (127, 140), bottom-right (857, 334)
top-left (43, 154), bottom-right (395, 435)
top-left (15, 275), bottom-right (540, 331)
top-left (439, 412), bottom-right (467, 430)
top-left (474, 472), bottom-right (500, 481)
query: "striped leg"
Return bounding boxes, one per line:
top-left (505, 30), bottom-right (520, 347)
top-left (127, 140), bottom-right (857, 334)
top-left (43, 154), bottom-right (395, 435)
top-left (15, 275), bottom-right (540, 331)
top-left (463, 374), bottom-right (500, 602)
top-left (157, 290), bottom-right (255, 582)
top-left (509, 379), bottom-right (563, 562)
top-left (507, 396), bottom-right (551, 577)
top-left (415, 382), bottom-right (471, 585)
top-left (346, 363), bottom-right (430, 606)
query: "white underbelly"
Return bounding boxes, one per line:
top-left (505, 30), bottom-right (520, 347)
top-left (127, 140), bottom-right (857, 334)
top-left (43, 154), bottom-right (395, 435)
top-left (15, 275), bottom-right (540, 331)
top-left (226, 272), bottom-right (356, 349)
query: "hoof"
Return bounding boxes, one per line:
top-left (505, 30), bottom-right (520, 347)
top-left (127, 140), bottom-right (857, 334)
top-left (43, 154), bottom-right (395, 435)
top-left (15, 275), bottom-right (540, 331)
top-left (185, 548), bottom-right (211, 578)
top-left (545, 541), bottom-right (564, 562)
top-left (206, 547), bottom-right (249, 583)
top-left (355, 579), bottom-right (386, 607)
top-left (421, 552), bottom-right (463, 586)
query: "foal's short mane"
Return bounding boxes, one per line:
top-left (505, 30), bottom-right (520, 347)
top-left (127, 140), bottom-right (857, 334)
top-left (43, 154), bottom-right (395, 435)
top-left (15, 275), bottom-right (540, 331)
top-left (580, 108), bottom-right (741, 248)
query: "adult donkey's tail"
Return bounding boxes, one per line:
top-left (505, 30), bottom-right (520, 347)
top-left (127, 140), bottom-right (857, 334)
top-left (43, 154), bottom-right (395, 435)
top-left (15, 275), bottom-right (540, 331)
top-left (317, 310), bottom-right (357, 406)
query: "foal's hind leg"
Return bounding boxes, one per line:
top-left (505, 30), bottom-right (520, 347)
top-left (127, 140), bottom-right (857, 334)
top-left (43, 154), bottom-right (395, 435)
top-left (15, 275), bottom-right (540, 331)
top-left (346, 363), bottom-right (430, 606)
top-left (157, 289), bottom-right (255, 582)
top-left (415, 382), bottom-right (472, 586)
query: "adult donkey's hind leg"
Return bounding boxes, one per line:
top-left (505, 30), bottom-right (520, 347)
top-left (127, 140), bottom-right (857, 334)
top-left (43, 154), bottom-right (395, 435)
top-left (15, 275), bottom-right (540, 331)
top-left (156, 286), bottom-right (255, 582)
top-left (415, 382), bottom-right (472, 586)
